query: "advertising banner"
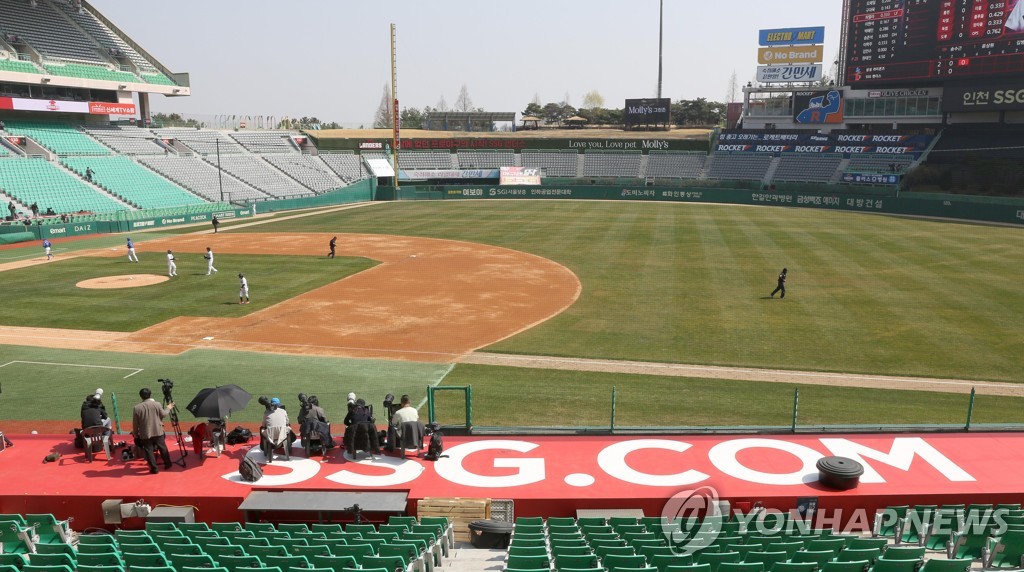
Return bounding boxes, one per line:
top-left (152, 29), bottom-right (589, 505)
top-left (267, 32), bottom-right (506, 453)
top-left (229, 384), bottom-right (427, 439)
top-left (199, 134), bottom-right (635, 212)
top-left (793, 90), bottom-right (844, 124)
top-left (398, 169), bottom-right (499, 180)
top-left (624, 98), bottom-right (671, 126)
top-left (841, 173), bottom-right (900, 184)
top-left (0, 97), bottom-right (135, 115)
top-left (499, 166), bottom-right (542, 186)
top-left (757, 45), bottom-right (824, 64)
top-left (942, 81), bottom-right (1024, 112)
top-left (759, 26), bottom-right (826, 46)
top-left (756, 65), bottom-right (824, 83)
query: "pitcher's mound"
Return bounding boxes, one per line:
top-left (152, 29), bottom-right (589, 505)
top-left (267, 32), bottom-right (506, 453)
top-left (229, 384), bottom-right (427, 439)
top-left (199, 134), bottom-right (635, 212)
top-left (77, 274), bottom-right (169, 289)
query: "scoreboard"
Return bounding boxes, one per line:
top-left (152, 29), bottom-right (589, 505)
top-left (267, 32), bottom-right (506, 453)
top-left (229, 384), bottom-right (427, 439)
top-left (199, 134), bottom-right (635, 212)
top-left (844, 0), bottom-right (1024, 85)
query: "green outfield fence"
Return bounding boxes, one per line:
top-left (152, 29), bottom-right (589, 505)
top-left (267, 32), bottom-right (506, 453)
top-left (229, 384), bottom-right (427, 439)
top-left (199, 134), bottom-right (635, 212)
top-left (384, 183), bottom-right (1024, 226)
top-left (428, 384), bottom-right (1024, 435)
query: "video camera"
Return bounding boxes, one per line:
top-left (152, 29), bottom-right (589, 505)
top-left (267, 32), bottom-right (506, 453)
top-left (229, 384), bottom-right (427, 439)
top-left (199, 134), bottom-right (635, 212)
top-left (158, 378), bottom-right (174, 401)
top-left (258, 395), bottom-right (272, 411)
top-left (383, 393), bottom-right (400, 425)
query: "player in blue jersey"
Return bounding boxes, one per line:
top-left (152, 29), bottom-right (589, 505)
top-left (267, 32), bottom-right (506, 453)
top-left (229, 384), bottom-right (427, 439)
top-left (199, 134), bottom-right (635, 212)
top-left (127, 237), bottom-right (139, 262)
top-left (42, 238), bottom-right (52, 260)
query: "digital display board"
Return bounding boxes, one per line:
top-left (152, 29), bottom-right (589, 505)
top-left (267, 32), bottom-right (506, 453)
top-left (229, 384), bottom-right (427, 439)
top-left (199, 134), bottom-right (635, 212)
top-left (845, 0), bottom-right (1024, 86)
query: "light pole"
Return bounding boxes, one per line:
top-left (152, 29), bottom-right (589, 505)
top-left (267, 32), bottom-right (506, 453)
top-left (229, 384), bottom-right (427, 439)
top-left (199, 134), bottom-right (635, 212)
top-left (215, 138), bottom-right (224, 203)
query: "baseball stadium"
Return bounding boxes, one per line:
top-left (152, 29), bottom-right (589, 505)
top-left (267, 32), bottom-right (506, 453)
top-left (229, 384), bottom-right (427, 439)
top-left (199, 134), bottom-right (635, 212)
top-left (0, 1), bottom-right (1023, 571)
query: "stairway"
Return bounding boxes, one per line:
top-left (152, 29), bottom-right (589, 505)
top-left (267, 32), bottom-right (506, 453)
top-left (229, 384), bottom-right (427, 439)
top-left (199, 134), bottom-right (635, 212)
top-left (437, 546), bottom-right (506, 572)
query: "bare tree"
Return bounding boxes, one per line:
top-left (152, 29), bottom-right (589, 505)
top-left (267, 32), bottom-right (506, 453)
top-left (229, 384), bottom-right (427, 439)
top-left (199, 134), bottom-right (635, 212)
top-left (726, 70), bottom-right (738, 103)
top-left (436, 94), bottom-right (449, 112)
top-left (373, 83), bottom-right (393, 128)
top-left (562, 91), bottom-right (572, 106)
top-left (455, 84), bottom-right (474, 112)
top-left (531, 93), bottom-right (542, 106)
top-left (582, 90), bottom-right (605, 110)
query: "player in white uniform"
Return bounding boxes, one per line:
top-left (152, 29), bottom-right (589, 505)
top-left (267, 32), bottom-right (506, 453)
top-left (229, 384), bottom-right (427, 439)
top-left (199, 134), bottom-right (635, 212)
top-left (204, 247), bottom-right (218, 275)
top-left (238, 273), bottom-right (249, 304)
top-left (166, 250), bottom-right (177, 277)
top-left (126, 237), bottom-right (139, 262)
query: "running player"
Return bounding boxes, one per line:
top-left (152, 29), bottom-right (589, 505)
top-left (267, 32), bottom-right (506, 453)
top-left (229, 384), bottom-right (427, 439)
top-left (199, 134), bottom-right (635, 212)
top-left (238, 273), bottom-right (249, 304)
top-left (166, 250), bottom-right (177, 277)
top-left (127, 237), bottom-right (139, 262)
top-left (42, 238), bottom-right (52, 260)
top-left (204, 247), bottom-right (218, 275)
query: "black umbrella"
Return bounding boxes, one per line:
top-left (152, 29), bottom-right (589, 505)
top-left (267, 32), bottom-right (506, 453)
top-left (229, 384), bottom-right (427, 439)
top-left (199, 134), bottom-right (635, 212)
top-left (185, 384), bottom-right (251, 419)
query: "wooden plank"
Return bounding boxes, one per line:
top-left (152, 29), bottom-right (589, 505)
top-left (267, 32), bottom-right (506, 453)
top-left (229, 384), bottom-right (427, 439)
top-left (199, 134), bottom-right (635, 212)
top-left (418, 497), bottom-right (490, 543)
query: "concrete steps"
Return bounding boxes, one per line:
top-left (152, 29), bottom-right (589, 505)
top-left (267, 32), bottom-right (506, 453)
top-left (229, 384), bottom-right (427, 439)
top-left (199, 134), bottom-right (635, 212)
top-left (438, 545), bottom-right (506, 572)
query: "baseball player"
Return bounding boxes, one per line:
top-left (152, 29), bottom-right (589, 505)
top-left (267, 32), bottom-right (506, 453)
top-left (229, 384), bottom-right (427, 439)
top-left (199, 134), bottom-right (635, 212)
top-left (770, 268), bottom-right (788, 299)
top-left (127, 237), bottom-right (139, 262)
top-left (166, 250), bottom-right (177, 277)
top-left (42, 238), bottom-right (52, 260)
top-left (204, 247), bottom-right (218, 275)
top-left (238, 273), bottom-right (249, 304)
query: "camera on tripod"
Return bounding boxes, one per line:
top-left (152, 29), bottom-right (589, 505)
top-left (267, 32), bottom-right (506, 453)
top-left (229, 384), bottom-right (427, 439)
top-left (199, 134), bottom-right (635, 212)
top-left (158, 378), bottom-right (174, 402)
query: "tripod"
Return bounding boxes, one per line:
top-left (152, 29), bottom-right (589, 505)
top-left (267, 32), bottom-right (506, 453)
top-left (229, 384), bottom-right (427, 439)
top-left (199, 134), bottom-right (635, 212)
top-left (163, 387), bottom-right (188, 468)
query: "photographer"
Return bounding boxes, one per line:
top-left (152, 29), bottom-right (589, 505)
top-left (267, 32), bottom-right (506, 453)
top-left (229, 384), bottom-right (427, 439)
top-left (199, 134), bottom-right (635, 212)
top-left (298, 394), bottom-right (332, 452)
top-left (343, 398), bottom-right (381, 455)
top-left (259, 397), bottom-right (290, 462)
top-left (81, 388), bottom-right (111, 430)
top-left (132, 388), bottom-right (174, 474)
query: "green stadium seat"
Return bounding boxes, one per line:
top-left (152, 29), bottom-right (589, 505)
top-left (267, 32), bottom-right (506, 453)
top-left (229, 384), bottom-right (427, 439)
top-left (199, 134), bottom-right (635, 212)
top-left (277, 525), bottom-right (310, 535)
top-left (0, 522), bottom-right (36, 555)
top-left (213, 556), bottom-right (261, 572)
top-left (230, 538), bottom-right (270, 550)
top-left (309, 555), bottom-right (358, 572)
top-left (126, 567), bottom-right (174, 572)
top-left (771, 564), bottom-right (817, 572)
top-left (880, 547), bottom-right (924, 561)
top-left (790, 550), bottom-right (835, 567)
top-left (22, 565), bottom-right (73, 572)
top-left (666, 565), bottom-right (712, 572)
top-left (868, 560), bottom-right (920, 572)
top-left (181, 567), bottom-right (227, 572)
top-left (25, 515), bottom-right (71, 545)
top-left (698, 552), bottom-right (741, 572)
top-left (77, 554), bottom-right (124, 568)
top-left (162, 545), bottom-right (203, 558)
top-left (821, 562), bottom-right (870, 572)
top-left (509, 547), bottom-right (548, 558)
top-left (77, 565), bottom-right (124, 572)
top-left (550, 546), bottom-right (592, 558)
top-left (0, 556), bottom-right (24, 570)
top-left (26, 555), bottom-right (73, 569)
top-left (555, 554), bottom-right (600, 571)
top-left (78, 535), bottom-right (117, 546)
top-left (244, 523), bottom-right (277, 533)
top-left (310, 525), bottom-right (343, 535)
top-left (247, 545), bottom-right (288, 561)
top-left (506, 555), bottom-right (550, 571)
top-left (987, 529), bottom-right (1024, 568)
top-left (375, 545), bottom-right (418, 570)
top-left (211, 524), bottom-right (243, 534)
top-left (363, 555), bottom-right (412, 572)
top-left (122, 554), bottom-right (172, 571)
top-left (742, 553), bottom-right (788, 571)
top-left (308, 540), bottom-right (347, 554)
top-left (146, 523), bottom-right (178, 533)
top-left (120, 544), bottom-right (162, 556)
top-left (330, 545), bottom-right (375, 565)
top-left (595, 546), bottom-right (636, 559)
top-left (603, 554), bottom-right (649, 572)
top-left (716, 564), bottom-right (762, 572)
top-left (949, 530), bottom-right (987, 559)
top-left (515, 517), bottom-right (545, 526)
top-left (837, 548), bottom-right (882, 565)
top-left (31, 546), bottom-right (73, 558)
top-left (649, 555), bottom-right (694, 572)
top-left (262, 555), bottom-right (308, 571)
top-left (806, 539), bottom-right (846, 558)
top-left (345, 525), bottom-right (375, 536)
top-left (723, 546), bottom-right (758, 560)
top-left (917, 559), bottom-right (972, 572)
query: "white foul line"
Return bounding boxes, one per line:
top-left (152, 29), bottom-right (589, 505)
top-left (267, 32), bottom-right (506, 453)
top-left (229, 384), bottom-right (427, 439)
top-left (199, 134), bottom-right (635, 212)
top-left (0, 360), bottom-right (144, 379)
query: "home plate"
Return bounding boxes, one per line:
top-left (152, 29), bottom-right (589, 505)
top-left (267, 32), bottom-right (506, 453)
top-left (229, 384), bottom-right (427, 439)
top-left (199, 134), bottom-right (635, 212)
top-left (202, 336), bottom-right (215, 341)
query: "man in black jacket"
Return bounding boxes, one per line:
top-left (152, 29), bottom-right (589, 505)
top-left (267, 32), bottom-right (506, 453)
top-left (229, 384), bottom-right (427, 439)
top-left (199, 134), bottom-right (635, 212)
top-left (770, 268), bottom-right (788, 299)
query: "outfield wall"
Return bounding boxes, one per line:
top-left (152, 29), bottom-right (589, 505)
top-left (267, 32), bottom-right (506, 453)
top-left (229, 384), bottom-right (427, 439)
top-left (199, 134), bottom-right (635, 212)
top-left (30, 206), bottom-right (254, 239)
top-left (392, 185), bottom-right (1024, 226)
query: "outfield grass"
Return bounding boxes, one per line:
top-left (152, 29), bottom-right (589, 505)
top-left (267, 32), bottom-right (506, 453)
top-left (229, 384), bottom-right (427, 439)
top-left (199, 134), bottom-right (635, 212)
top-left (438, 364), bottom-right (1024, 428)
top-left (0, 345), bottom-right (449, 427)
top-left (0, 254), bottom-right (374, 331)
top-left (241, 201), bottom-right (1024, 382)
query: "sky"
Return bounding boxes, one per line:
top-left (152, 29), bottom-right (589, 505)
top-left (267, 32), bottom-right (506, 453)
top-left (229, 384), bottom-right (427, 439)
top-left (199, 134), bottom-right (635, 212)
top-left (88, 0), bottom-right (843, 127)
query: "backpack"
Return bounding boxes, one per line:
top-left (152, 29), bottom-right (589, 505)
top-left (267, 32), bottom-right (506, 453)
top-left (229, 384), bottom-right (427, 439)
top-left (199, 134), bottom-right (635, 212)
top-left (239, 456), bottom-right (263, 482)
top-left (423, 428), bottom-right (445, 461)
top-left (226, 426), bottom-right (252, 445)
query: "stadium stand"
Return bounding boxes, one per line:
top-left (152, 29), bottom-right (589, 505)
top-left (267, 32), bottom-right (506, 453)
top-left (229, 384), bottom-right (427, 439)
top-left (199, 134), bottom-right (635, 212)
top-left (209, 155), bottom-right (312, 198)
top-left (397, 151), bottom-right (456, 170)
top-left (137, 155), bottom-right (270, 202)
top-left (42, 62), bottom-right (138, 83)
top-left (61, 156), bottom-right (205, 209)
top-left (319, 152), bottom-right (365, 183)
top-left (140, 72), bottom-right (176, 85)
top-left (4, 121), bottom-right (110, 156)
top-left (582, 151), bottom-right (643, 177)
top-left (0, 157), bottom-right (125, 213)
top-left (645, 151), bottom-right (706, 178)
top-left (51, 0), bottom-right (166, 75)
top-left (707, 154), bottom-right (773, 181)
top-left (0, 55), bottom-right (43, 74)
top-left (261, 154), bottom-right (345, 193)
top-left (522, 149), bottom-right (579, 177)
top-left (228, 132), bottom-right (298, 154)
top-left (0, 0), bottom-right (104, 63)
top-left (153, 129), bottom-right (246, 156)
top-left (84, 125), bottom-right (168, 155)
top-left (456, 150), bottom-right (516, 169)
top-left (772, 154), bottom-right (844, 183)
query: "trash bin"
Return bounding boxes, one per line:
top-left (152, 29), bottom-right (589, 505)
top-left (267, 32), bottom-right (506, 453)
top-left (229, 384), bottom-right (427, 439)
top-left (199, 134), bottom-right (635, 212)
top-left (817, 456), bottom-right (864, 490)
top-left (468, 519), bottom-right (514, 548)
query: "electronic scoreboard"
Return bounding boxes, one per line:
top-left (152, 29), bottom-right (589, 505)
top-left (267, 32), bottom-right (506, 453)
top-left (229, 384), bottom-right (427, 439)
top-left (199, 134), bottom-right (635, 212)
top-left (844, 0), bottom-right (1024, 85)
